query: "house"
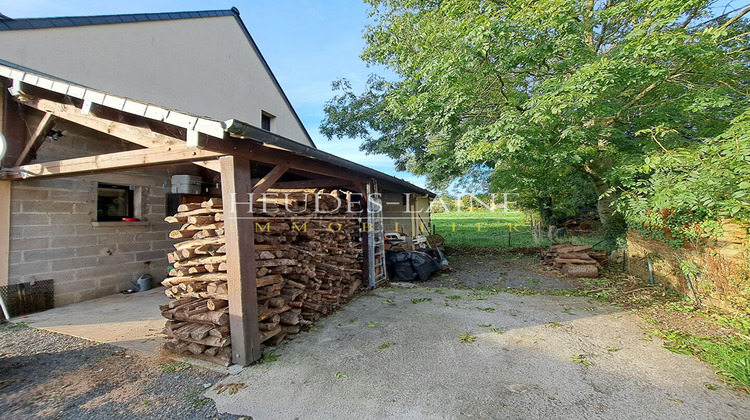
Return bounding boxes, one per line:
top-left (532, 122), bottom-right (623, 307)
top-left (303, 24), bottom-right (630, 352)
top-left (0, 9), bottom-right (433, 365)
top-left (0, 8), bottom-right (313, 146)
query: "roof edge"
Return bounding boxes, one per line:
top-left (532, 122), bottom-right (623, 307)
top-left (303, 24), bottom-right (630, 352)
top-left (0, 9), bottom-right (235, 31)
top-left (0, 59), bottom-right (432, 196)
top-left (230, 13), bottom-right (317, 149)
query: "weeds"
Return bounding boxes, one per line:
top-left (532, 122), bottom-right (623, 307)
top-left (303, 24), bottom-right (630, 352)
top-left (411, 298), bottom-right (432, 304)
top-left (652, 328), bottom-right (750, 389)
top-left (459, 332), bottom-right (477, 343)
top-left (185, 388), bottom-right (211, 409)
top-left (334, 372), bottom-right (348, 379)
top-left (258, 352), bottom-right (279, 364)
top-left (571, 354), bottom-right (593, 366)
top-left (476, 307), bottom-right (495, 312)
top-left (446, 295), bottom-right (462, 300)
top-left (366, 321), bottom-right (381, 327)
top-left (5, 321), bottom-right (27, 329)
top-left (378, 342), bottom-right (395, 350)
top-left (160, 362), bottom-right (191, 373)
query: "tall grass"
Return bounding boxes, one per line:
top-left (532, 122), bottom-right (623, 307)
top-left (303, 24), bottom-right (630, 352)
top-left (432, 210), bottom-right (603, 249)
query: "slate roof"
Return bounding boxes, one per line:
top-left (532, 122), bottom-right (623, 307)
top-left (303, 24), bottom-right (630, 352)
top-left (0, 9), bottom-right (238, 31)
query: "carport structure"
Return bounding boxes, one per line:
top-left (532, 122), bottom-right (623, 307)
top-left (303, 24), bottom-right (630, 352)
top-left (0, 61), bottom-right (434, 365)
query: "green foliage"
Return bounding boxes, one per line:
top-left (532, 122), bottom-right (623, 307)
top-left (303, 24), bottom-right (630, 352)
top-left (619, 111), bottom-right (750, 243)
top-left (378, 342), bottom-right (395, 349)
top-left (160, 362), bottom-right (191, 373)
top-left (459, 332), bottom-right (477, 343)
top-left (322, 0), bottom-right (750, 230)
top-left (653, 329), bottom-right (750, 388)
top-left (258, 352), bottom-right (280, 364)
top-left (410, 298), bottom-right (432, 304)
top-left (571, 354), bottom-right (593, 366)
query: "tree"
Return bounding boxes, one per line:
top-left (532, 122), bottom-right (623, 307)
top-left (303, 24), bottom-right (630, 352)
top-left (321, 0), bottom-right (750, 229)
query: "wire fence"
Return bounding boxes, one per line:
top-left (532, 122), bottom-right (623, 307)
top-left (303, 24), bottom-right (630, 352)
top-left (431, 212), bottom-right (605, 249)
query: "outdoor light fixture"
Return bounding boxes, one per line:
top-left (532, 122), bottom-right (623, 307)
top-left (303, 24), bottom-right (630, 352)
top-left (0, 131), bottom-right (6, 162)
top-left (47, 129), bottom-right (64, 141)
top-left (0, 131), bottom-right (28, 178)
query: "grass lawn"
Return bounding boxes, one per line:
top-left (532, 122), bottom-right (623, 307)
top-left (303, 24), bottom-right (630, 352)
top-left (432, 210), bottom-right (604, 249)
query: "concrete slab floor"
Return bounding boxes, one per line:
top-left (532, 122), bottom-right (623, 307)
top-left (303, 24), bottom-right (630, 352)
top-left (15, 287), bottom-right (169, 355)
top-left (209, 286), bottom-right (750, 420)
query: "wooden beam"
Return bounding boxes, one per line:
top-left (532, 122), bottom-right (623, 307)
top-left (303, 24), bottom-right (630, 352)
top-left (198, 135), bottom-right (366, 183)
top-left (18, 98), bottom-right (218, 171)
top-left (273, 177), bottom-right (353, 189)
top-left (252, 164), bottom-right (288, 196)
top-left (220, 156), bottom-right (262, 366)
top-left (0, 181), bottom-right (9, 287)
top-left (12, 145), bottom-right (223, 179)
top-left (14, 112), bottom-right (55, 167)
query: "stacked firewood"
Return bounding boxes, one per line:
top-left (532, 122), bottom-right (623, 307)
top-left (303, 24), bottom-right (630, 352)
top-left (542, 242), bottom-right (608, 278)
top-left (160, 190), bottom-right (363, 365)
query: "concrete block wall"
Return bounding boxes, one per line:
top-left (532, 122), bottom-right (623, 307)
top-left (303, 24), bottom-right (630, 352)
top-left (6, 122), bottom-right (205, 306)
top-left (8, 176), bottom-right (176, 306)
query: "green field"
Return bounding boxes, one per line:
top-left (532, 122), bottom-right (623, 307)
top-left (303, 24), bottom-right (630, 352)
top-left (431, 210), bottom-right (602, 249)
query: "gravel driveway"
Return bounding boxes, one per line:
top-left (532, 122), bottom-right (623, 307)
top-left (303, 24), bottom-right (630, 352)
top-left (0, 324), bottom-right (241, 420)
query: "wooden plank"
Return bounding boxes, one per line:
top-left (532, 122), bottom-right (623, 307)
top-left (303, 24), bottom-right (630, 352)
top-left (0, 181), bottom-right (9, 286)
top-left (18, 98), bottom-right (218, 171)
top-left (273, 177), bottom-right (353, 189)
top-left (252, 164), bottom-right (288, 196)
top-left (14, 112), bottom-right (55, 167)
top-left (13, 145), bottom-right (223, 179)
top-left (198, 135), bottom-right (366, 184)
top-left (220, 156), bottom-right (262, 365)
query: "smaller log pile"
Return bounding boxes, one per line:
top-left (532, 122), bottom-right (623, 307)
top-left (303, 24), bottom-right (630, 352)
top-left (542, 242), bottom-right (608, 278)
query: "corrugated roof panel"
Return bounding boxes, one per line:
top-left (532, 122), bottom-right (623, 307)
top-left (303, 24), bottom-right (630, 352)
top-left (9, 69), bottom-right (25, 80)
top-left (104, 16), bottom-right (123, 24)
top-left (102, 95), bottom-right (126, 110)
top-left (35, 77), bottom-right (54, 90)
top-left (67, 85), bottom-right (86, 99)
top-left (22, 74), bottom-right (39, 85)
top-left (122, 100), bottom-right (148, 116)
top-left (50, 81), bottom-right (70, 94)
top-left (194, 118), bottom-right (226, 138)
top-left (83, 90), bottom-right (106, 104)
top-left (144, 105), bottom-right (169, 121)
top-left (164, 111), bottom-right (198, 130)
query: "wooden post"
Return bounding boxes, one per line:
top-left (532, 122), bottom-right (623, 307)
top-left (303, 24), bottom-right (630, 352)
top-left (0, 181), bottom-right (10, 287)
top-left (219, 156), bottom-right (262, 365)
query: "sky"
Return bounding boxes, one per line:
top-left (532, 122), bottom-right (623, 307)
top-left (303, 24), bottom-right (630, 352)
top-left (0, 0), bottom-right (428, 187)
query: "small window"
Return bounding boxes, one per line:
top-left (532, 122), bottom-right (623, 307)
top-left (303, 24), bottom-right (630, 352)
top-left (261, 111), bottom-right (275, 131)
top-left (97, 184), bottom-right (134, 221)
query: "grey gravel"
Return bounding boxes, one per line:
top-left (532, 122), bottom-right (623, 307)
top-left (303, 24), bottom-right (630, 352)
top-left (0, 323), bottom-right (245, 420)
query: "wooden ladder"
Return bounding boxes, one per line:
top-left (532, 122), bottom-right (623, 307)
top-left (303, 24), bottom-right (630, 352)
top-left (366, 179), bottom-right (388, 287)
